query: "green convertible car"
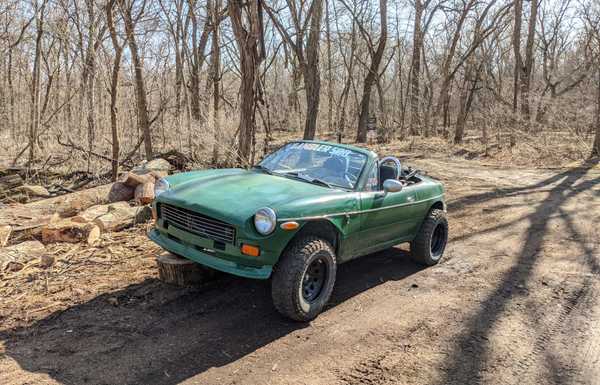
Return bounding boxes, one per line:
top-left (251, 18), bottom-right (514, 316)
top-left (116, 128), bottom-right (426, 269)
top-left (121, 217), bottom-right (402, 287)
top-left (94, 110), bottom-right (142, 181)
top-left (149, 140), bottom-right (448, 321)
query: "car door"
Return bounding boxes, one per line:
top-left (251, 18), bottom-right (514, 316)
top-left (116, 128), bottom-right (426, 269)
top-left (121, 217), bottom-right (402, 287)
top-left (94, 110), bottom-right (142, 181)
top-left (354, 164), bottom-right (422, 254)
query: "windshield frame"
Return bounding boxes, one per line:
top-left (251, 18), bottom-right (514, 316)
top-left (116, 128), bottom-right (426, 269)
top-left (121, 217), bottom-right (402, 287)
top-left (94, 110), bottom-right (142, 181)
top-left (257, 141), bottom-right (369, 191)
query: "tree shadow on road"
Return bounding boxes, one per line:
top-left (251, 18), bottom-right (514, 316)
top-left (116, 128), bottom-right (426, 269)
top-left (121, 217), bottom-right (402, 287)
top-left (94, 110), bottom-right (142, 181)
top-left (0, 246), bottom-right (422, 385)
top-left (440, 160), bottom-right (600, 384)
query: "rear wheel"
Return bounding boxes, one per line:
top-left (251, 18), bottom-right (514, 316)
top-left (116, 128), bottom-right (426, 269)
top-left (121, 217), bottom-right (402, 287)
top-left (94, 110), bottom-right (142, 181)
top-left (410, 209), bottom-right (448, 266)
top-left (271, 236), bottom-right (337, 322)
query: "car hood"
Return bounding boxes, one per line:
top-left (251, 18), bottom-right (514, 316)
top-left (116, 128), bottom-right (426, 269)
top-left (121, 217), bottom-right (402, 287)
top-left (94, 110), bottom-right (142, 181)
top-left (156, 169), bottom-right (355, 226)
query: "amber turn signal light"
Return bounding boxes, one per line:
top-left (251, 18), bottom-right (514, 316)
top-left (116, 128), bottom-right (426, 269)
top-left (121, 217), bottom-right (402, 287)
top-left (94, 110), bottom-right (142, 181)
top-left (241, 244), bottom-right (260, 257)
top-left (280, 221), bottom-right (299, 230)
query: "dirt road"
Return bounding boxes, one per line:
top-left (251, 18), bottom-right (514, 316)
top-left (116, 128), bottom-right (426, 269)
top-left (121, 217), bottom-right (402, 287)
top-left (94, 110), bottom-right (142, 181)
top-left (1, 157), bottom-right (599, 385)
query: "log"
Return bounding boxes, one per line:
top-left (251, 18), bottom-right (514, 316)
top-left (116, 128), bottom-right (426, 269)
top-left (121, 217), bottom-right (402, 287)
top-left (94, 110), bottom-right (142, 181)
top-left (0, 174), bottom-right (24, 191)
top-left (156, 252), bottom-right (218, 286)
top-left (41, 219), bottom-right (101, 244)
top-left (134, 181), bottom-right (155, 205)
top-left (134, 205), bottom-right (153, 223)
top-left (15, 185), bottom-right (51, 198)
top-left (0, 225), bottom-right (11, 247)
top-left (108, 182), bottom-right (134, 203)
top-left (93, 205), bottom-right (138, 232)
top-left (1, 240), bottom-right (46, 272)
top-left (122, 172), bottom-right (152, 187)
top-left (0, 183), bottom-right (114, 245)
top-left (2, 193), bottom-right (28, 203)
top-left (25, 183), bottom-right (116, 217)
top-left (72, 202), bottom-right (131, 223)
top-left (132, 158), bottom-right (171, 176)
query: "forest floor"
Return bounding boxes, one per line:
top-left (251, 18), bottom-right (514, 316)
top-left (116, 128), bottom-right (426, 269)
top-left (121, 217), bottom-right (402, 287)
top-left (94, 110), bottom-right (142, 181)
top-left (1, 153), bottom-right (600, 385)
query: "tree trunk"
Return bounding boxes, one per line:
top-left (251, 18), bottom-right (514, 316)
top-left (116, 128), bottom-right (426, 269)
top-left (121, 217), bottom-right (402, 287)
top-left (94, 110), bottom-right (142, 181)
top-left (409, 0), bottom-right (423, 135)
top-left (288, 61), bottom-right (302, 114)
top-left (28, 1), bottom-right (47, 167)
top-left (357, 0), bottom-right (387, 143)
top-left (107, 0), bottom-right (122, 181)
top-left (593, 67), bottom-right (600, 158)
top-left (325, 0), bottom-right (334, 134)
top-left (189, 4), bottom-right (211, 122)
top-left (302, 0), bottom-right (324, 140)
top-left (229, 0), bottom-right (265, 165)
top-left (84, 0), bottom-right (97, 173)
top-left (210, 0), bottom-right (222, 164)
top-left (511, 0), bottom-right (522, 147)
top-left (120, 1), bottom-right (153, 160)
top-left (454, 60), bottom-right (482, 144)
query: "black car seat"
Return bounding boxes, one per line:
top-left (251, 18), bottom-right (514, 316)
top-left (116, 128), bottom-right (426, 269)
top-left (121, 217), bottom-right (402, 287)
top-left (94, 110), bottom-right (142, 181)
top-left (379, 164), bottom-right (397, 190)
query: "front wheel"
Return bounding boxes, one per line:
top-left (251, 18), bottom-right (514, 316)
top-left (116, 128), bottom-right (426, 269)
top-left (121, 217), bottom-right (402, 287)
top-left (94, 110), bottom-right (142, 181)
top-left (410, 209), bottom-right (448, 266)
top-left (271, 236), bottom-right (337, 322)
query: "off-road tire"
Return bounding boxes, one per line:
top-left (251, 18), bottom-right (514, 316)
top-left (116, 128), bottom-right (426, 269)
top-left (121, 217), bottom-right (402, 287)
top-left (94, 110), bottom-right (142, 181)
top-left (410, 209), bottom-right (448, 266)
top-left (271, 236), bottom-right (337, 322)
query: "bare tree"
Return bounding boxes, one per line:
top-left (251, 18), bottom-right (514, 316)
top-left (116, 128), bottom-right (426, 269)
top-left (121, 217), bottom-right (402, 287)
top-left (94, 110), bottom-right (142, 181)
top-left (266, 0), bottom-right (324, 140)
top-left (187, 0), bottom-right (211, 122)
top-left (209, 0), bottom-right (222, 164)
top-left (28, 0), bottom-right (48, 167)
top-left (583, 3), bottom-right (600, 157)
top-left (118, 0), bottom-right (154, 160)
top-left (408, 0), bottom-right (440, 135)
top-left (106, 0), bottom-right (124, 180)
top-left (341, 0), bottom-right (388, 143)
top-left (229, 0), bottom-right (265, 164)
top-left (513, 0), bottom-right (539, 125)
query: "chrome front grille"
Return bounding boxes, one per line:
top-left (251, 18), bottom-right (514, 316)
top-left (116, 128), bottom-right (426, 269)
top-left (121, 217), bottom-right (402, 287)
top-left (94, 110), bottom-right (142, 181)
top-left (160, 204), bottom-right (236, 244)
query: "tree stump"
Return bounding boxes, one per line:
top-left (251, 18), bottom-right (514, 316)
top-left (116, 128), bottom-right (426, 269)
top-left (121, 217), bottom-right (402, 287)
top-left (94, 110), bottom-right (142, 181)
top-left (156, 252), bottom-right (217, 286)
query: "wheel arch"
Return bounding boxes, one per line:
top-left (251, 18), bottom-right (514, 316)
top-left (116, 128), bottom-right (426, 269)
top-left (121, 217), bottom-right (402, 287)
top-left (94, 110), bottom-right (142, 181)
top-left (429, 200), bottom-right (445, 213)
top-left (284, 219), bottom-right (341, 256)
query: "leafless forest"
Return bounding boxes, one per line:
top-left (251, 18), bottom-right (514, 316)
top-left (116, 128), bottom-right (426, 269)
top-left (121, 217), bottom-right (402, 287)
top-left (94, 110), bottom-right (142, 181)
top-left (1, 0), bottom-right (600, 178)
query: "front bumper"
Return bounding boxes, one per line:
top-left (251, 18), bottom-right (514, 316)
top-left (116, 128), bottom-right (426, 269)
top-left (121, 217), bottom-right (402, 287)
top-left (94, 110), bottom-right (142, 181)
top-left (149, 228), bottom-right (273, 279)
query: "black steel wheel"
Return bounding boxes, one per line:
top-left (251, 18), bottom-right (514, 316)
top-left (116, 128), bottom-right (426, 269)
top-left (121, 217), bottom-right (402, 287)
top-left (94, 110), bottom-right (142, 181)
top-left (410, 208), bottom-right (448, 266)
top-left (302, 257), bottom-right (328, 302)
top-left (271, 236), bottom-right (337, 322)
top-left (430, 222), bottom-right (447, 257)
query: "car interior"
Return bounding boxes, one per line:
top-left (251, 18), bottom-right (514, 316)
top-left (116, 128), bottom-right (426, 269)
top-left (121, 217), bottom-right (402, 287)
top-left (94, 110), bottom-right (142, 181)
top-left (378, 159), bottom-right (422, 190)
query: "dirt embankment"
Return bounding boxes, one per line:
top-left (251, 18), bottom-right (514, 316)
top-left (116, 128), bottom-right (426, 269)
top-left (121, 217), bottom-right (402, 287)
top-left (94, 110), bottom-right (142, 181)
top-left (1, 157), bottom-right (599, 385)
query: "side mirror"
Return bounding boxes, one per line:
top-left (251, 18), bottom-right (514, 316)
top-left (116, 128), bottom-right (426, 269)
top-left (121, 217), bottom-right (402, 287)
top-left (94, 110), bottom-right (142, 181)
top-left (383, 179), bottom-right (403, 193)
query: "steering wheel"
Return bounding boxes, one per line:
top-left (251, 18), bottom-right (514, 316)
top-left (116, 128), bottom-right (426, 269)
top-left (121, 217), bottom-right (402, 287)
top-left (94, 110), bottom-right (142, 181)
top-left (379, 156), bottom-right (402, 179)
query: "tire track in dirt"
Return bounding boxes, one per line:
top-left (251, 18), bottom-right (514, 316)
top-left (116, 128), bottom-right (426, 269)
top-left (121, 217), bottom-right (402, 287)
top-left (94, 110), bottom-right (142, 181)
top-left (335, 321), bottom-right (434, 385)
top-left (502, 276), bottom-right (595, 385)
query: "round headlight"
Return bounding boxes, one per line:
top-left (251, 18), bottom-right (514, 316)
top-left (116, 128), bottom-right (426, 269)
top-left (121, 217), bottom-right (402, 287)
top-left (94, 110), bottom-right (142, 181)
top-left (254, 207), bottom-right (276, 235)
top-left (154, 178), bottom-right (170, 197)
